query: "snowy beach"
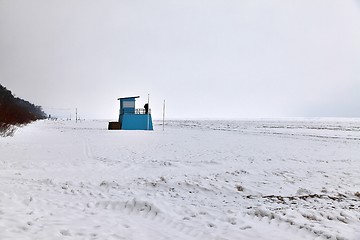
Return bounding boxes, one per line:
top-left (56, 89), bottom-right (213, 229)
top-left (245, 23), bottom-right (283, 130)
top-left (0, 119), bottom-right (360, 240)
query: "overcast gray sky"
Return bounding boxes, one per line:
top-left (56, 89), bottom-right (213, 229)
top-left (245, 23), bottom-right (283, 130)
top-left (1, 0), bottom-right (359, 119)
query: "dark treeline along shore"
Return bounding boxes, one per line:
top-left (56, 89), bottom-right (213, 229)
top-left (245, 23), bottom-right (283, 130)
top-left (0, 84), bottom-right (46, 137)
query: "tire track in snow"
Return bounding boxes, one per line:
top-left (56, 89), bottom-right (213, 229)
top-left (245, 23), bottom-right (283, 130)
top-left (83, 138), bottom-right (94, 160)
top-left (93, 198), bottom-right (203, 239)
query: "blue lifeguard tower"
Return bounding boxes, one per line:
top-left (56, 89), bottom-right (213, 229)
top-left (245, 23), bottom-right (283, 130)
top-left (108, 96), bottom-right (153, 130)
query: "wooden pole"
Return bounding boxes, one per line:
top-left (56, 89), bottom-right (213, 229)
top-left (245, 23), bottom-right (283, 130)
top-left (147, 94), bottom-right (150, 130)
top-left (163, 100), bottom-right (165, 131)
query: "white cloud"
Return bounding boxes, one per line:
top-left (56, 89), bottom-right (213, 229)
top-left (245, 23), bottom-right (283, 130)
top-left (1, 0), bottom-right (359, 119)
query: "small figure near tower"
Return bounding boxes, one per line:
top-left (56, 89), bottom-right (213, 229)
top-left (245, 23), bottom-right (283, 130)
top-left (144, 103), bottom-right (149, 114)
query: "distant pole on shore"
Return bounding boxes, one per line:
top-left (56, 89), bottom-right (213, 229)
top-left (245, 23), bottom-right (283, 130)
top-left (163, 100), bottom-right (165, 131)
top-left (76, 108), bottom-right (78, 123)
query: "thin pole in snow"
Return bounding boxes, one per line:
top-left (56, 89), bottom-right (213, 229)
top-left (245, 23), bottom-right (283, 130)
top-left (147, 94), bottom-right (150, 130)
top-left (162, 100), bottom-right (165, 131)
top-left (76, 108), bottom-right (78, 123)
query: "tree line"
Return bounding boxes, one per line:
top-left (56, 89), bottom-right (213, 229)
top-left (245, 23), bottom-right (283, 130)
top-left (0, 84), bottom-right (46, 136)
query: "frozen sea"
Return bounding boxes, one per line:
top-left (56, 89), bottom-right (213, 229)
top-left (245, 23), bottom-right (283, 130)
top-left (0, 118), bottom-right (359, 240)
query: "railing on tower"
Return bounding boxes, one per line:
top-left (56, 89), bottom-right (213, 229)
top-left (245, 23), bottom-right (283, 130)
top-left (121, 108), bottom-right (151, 115)
top-left (135, 108), bottom-right (151, 114)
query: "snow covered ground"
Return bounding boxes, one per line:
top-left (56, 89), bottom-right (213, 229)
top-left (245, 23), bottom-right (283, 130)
top-left (0, 119), bottom-right (360, 240)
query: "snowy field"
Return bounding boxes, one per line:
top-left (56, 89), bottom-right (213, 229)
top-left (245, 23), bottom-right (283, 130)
top-left (0, 119), bottom-right (360, 240)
